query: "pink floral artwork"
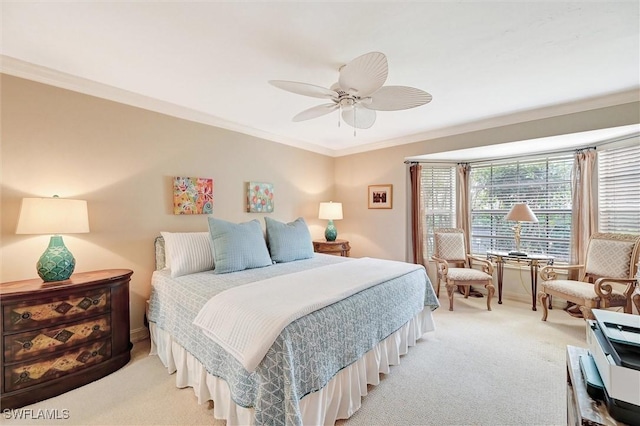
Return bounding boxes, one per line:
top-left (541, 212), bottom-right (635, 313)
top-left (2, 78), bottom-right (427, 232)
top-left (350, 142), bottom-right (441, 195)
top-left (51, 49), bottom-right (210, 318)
top-left (247, 182), bottom-right (274, 213)
top-left (173, 177), bottom-right (214, 215)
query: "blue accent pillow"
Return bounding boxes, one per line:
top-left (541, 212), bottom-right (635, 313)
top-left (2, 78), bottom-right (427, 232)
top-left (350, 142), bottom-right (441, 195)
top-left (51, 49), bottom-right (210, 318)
top-left (265, 217), bottom-right (314, 263)
top-left (207, 218), bottom-right (273, 274)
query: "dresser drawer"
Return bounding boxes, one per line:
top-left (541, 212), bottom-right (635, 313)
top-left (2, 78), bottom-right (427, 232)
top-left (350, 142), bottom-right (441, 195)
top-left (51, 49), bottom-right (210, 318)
top-left (4, 338), bottom-right (111, 392)
top-left (3, 289), bottom-right (110, 332)
top-left (3, 314), bottom-right (111, 363)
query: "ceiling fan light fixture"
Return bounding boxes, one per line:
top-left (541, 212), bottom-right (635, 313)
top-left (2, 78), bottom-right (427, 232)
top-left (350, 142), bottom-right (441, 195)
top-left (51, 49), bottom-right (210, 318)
top-left (339, 98), bottom-right (355, 109)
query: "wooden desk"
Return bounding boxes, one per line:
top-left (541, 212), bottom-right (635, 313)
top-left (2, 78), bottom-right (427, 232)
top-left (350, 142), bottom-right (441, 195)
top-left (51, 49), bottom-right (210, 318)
top-left (486, 251), bottom-right (554, 310)
top-left (566, 345), bottom-right (626, 425)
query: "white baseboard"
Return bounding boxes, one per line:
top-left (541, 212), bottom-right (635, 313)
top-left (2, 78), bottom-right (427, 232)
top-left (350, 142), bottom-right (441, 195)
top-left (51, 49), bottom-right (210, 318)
top-left (468, 287), bottom-right (567, 310)
top-left (131, 326), bottom-right (150, 343)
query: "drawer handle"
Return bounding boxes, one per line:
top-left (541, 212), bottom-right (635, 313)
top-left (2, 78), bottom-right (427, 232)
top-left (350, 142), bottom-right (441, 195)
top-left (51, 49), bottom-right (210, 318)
top-left (92, 299), bottom-right (100, 305)
top-left (92, 325), bottom-right (100, 331)
top-left (22, 341), bottom-right (33, 350)
top-left (21, 312), bottom-right (32, 320)
top-left (91, 351), bottom-right (98, 357)
top-left (19, 371), bottom-right (29, 379)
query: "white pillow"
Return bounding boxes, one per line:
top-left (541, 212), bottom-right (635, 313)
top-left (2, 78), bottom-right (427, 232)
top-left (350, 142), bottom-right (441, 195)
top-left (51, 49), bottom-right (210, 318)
top-left (160, 231), bottom-right (214, 278)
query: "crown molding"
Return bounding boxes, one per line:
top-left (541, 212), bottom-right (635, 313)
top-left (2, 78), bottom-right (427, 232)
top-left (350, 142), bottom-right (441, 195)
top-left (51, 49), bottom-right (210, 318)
top-left (333, 88), bottom-right (640, 157)
top-left (2, 56), bottom-right (637, 159)
top-left (0, 55), bottom-right (336, 157)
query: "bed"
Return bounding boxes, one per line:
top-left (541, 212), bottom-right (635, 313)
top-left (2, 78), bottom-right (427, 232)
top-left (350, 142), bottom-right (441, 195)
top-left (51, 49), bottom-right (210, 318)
top-left (147, 217), bottom-right (439, 425)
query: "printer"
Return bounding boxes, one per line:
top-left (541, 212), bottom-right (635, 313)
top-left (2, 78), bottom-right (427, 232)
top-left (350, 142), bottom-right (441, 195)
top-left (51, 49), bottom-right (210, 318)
top-left (585, 309), bottom-right (640, 425)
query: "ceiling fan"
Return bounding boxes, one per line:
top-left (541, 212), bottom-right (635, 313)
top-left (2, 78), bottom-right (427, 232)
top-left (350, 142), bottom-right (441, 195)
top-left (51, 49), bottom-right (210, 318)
top-left (269, 52), bottom-right (433, 132)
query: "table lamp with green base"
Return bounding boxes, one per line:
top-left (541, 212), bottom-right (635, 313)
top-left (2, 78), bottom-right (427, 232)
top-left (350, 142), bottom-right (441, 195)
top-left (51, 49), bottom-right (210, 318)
top-left (318, 201), bottom-right (343, 242)
top-left (16, 196), bottom-right (90, 282)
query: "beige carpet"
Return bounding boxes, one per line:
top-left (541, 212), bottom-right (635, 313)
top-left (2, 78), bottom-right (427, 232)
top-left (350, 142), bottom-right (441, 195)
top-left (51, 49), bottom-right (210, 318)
top-left (2, 296), bottom-right (588, 426)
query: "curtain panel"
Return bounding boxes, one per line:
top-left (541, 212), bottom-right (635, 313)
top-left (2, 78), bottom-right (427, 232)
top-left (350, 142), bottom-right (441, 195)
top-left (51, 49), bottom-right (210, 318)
top-left (409, 163), bottom-right (428, 271)
top-left (570, 148), bottom-right (597, 280)
top-left (456, 163), bottom-right (472, 255)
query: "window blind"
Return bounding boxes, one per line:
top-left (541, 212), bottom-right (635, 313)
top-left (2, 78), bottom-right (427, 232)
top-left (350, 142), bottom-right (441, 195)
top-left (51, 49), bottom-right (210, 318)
top-left (470, 155), bottom-right (573, 261)
top-left (421, 166), bottom-right (456, 256)
top-left (598, 143), bottom-right (640, 233)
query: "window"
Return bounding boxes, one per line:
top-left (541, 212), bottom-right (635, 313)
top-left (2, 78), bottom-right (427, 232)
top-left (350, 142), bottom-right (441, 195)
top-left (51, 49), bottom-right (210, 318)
top-left (469, 155), bottom-right (573, 261)
top-left (598, 141), bottom-right (640, 233)
top-left (421, 166), bottom-right (456, 256)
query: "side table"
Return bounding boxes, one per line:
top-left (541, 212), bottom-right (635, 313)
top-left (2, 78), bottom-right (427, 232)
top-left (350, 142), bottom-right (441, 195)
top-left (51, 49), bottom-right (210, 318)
top-left (566, 345), bottom-right (625, 425)
top-left (486, 251), bottom-right (554, 310)
top-left (313, 239), bottom-right (350, 257)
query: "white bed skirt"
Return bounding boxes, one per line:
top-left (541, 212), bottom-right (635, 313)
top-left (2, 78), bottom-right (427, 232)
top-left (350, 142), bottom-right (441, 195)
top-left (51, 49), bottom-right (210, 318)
top-left (149, 309), bottom-right (435, 425)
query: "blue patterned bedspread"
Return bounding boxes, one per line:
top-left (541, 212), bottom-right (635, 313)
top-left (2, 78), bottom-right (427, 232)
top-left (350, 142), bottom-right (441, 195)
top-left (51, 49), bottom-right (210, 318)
top-left (148, 254), bottom-right (438, 425)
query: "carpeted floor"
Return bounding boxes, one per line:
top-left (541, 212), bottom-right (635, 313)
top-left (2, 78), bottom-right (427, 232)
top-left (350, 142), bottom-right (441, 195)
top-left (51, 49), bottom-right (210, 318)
top-left (2, 295), bottom-right (587, 425)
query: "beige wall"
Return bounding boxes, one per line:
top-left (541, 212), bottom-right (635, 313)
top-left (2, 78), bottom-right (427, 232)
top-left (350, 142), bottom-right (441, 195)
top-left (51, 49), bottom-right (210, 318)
top-left (2, 74), bottom-right (638, 333)
top-left (0, 75), bottom-right (335, 338)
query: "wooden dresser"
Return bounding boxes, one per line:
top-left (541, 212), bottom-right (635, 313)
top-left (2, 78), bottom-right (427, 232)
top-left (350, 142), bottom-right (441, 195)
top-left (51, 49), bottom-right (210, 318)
top-left (0, 269), bottom-right (133, 409)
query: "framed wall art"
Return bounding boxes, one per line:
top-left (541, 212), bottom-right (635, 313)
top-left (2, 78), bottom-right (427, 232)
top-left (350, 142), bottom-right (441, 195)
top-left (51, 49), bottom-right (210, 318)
top-left (247, 181), bottom-right (274, 213)
top-left (368, 184), bottom-right (393, 209)
top-left (173, 176), bottom-right (214, 215)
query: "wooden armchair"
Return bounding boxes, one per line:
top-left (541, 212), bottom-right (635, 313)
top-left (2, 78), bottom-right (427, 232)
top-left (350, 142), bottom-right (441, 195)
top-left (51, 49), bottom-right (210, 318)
top-left (432, 228), bottom-right (495, 311)
top-left (538, 233), bottom-right (640, 321)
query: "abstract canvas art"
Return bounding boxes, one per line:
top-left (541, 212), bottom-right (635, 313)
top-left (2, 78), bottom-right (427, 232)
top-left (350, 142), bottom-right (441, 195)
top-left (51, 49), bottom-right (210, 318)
top-left (247, 182), bottom-right (274, 213)
top-left (173, 177), bottom-right (214, 215)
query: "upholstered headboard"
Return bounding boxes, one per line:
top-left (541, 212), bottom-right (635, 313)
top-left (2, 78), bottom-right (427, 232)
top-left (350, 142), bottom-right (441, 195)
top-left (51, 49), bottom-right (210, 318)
top-left (154, 236), bottom-right (166, 271)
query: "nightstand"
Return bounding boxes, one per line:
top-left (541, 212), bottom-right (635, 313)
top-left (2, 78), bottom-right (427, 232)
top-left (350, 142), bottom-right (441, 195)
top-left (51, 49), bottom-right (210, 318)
top-left (0, 269), bottom-right (133, 409)
top-left (313, 239), bottom-right (351, 257)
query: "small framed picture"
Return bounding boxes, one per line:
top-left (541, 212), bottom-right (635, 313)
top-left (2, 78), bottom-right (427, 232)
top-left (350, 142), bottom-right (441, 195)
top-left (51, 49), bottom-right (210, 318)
top-left (368, 184), bottom-right (393, 209)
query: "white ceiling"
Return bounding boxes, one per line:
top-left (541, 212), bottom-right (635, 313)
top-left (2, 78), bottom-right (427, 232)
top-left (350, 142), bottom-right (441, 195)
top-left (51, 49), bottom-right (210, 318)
top-left (1, 1), bottom-right (639, 157)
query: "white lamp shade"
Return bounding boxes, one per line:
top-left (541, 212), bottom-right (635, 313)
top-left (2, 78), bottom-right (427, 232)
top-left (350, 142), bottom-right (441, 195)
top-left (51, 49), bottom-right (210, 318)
top-left (16, 197), bottom-right (90, 234)
top-left (505, 203), bottom-right (538, 223)
top-left (318, 202), bottom-right (343, 220)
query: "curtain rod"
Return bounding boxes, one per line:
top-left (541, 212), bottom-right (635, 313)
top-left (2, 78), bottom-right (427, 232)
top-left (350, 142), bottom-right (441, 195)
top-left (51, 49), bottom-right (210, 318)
top-left (404, 145), bottom-right (602, 165)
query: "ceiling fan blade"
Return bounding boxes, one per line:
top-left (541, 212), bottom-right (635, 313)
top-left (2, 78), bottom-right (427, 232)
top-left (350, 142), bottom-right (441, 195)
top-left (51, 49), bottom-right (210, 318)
top-left (342, 105), bottom-right (376, 129)
top-left (292, 103), bottom-right (339, 122)
top-left (366, 86), bottom-right (433, 111)
top-left (269, 80), bottom-right (338, 99)
top-left (338, 52), bottom-right (388, 97)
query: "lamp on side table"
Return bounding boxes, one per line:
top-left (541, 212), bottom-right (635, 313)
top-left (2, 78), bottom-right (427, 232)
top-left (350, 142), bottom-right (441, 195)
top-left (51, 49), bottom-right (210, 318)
top-left (318, 201), bottom-right (343, 242)
top-left (16, 196), bottom-right (90, 282)
top-left (505, 203), bottom-right (538, 256)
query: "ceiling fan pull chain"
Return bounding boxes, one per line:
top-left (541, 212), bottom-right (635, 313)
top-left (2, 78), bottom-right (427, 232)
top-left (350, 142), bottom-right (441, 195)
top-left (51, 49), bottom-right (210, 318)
top-left (338, 104), bottom-right (341, 128)
top-left (354, 107), bottom-right (357, 137)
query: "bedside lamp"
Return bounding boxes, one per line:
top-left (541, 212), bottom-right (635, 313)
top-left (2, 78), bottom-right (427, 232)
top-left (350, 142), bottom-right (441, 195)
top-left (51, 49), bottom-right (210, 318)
top-left (505, 203), bottom-right (538, 256)
top-left (16, 196), bottom-right (90, 282)
top-left (318, 201), bottom-right (343, 242)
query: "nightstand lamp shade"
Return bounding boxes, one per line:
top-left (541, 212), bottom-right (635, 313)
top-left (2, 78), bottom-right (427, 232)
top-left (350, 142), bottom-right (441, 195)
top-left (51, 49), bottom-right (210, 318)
top-left (505, 203), bottom-right (538, 256)
top-left (16, 196), bottom-right (90, 282)
top-left (318, 201), bottom-right (343, 242)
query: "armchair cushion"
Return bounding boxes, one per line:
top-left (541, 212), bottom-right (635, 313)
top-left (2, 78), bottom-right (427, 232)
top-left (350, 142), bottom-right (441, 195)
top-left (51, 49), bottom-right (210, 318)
top-left (584, 238), bottom-right (635, 278)
top-left (435, 232), bottom-right (466, 261)
top-left (447, 268), bottom-right (493, 281)
top-left (542, 280), bottom-right (627, 302)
